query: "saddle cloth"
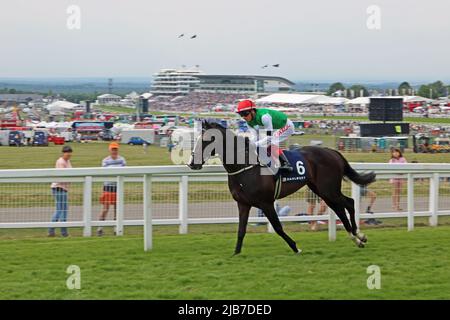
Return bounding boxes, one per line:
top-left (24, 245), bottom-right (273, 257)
top-left (273, 149), bottom-right (308, 199)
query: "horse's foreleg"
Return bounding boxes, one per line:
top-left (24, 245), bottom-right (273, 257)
top-left (234, 202), bottom-right (251, 255)
top-left (260, 203), bottom-right (300, 254)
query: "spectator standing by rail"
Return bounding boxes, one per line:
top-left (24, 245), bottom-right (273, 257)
top-left (361, 186), bottom-right (381, 225)
top-left (97, 142), bottom-right (127, 236)
top-left (48, 145), bottom-right (73, 237)
top-left (142, 141), bottom-right (149, 154)
top-left (253, 201), bottom-right (291, 226)
top-left (389, 148), bottom-right (407, 211)
top-left (305, 188), bottom-right (328, 231)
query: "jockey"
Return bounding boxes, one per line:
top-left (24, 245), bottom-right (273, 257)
top-left (236, 99), bottom-right (294, 171)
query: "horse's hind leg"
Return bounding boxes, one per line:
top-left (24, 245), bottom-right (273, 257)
top-left (322, 199), bottom-right (365, 248)
top-left (342, 195), bottom-right (367, 243)
top-left (308, 180), bottom-right (365, 247)
top-left (260, 203), bottom-right (300, 254)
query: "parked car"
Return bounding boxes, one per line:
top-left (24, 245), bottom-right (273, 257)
top-left (128, 137), bottom-right (152, 146)
top-left (100, 130), bottom-right (114, 141)
top-left (431, 138), bottom-right (450, 153)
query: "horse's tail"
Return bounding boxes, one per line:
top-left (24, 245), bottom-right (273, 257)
top-left (331, 149), bottom-right (376, 186)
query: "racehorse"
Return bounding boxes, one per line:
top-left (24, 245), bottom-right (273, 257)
top-left (187, 119), bottom-right (376, 255)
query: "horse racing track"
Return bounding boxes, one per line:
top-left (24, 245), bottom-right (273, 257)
top-left (1, 225), bottom-right (449, 300)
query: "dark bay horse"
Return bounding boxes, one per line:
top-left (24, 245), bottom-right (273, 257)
top-left (188, 119), bottom-right (376, 254)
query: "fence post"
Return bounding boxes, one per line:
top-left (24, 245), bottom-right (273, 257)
top-left (143, 174), bottom-right (152, 251)
top-left (351, 182), bottom-right (361, 228)
top-left (116, 176), bottom-right (124, 236)
top-left (429, 173), bottom-right (439, 227)
top-left (328, 207), bottom-right (336, 241)
top-left (407, 173), bottom-right (414, 231)
top-left (179, 175), bottom-right (188, 234)
top-left (267, 221), bottom-right (275, 233)
top-left (83, 176), bottom-right (92, 237)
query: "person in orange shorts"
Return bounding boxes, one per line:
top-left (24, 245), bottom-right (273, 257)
top-left (97, 142), bottom-right (127, 236)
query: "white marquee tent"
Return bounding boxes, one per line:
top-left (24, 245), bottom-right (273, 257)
top-left (45, 101), bottom-right (81, 113)
top-left (346, 97), bottom-right (370, 106)
top-left (256, 93), bottom-right (321, 104)
top-left (256, 93), bottom-right (349, 105)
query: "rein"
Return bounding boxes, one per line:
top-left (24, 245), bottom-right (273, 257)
top-left (227, 164), bottom-right (258, 176)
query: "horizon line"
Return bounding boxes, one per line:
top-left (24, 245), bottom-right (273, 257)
top-left (0, 76), bottom-right (448, 85)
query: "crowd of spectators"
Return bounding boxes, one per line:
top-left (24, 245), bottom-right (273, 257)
top-left (148, 93), bottom-right (249, 112)
top-left (304, 119), bottom-right (360, 135)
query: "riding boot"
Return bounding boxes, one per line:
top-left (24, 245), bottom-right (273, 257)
top-left (278, 152), bottom-right (293, 172)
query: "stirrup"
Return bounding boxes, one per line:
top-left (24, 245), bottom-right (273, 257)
top-left (279, 163), bottom-right (293, 172)
top-left (279, 152), bottom-right (293, 172)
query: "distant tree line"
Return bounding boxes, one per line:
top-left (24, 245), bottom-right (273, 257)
top-left (0, 88), bottom-right (29, 94)
top-left (58, 92), bottom-right (99, 103)
top-left (417, 81), bottom-right (449, 99)
top-left (326, 83), bottom-right (369, 97)
top-left (327, 81), bottom-right (450, 99)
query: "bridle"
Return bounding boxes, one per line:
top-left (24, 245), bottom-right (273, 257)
top-left (192, 121), bottom-right (262, 176)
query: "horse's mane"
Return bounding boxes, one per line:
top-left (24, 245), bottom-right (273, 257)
top-left (202, 117), bottom-right (253, 151)
top-left (203, 118), bottom-right (228, 129)
top-left (200, 117), bottom-right (259, 168)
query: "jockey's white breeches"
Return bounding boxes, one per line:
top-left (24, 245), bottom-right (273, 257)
top-left (255, 119), bottom-right (295, 148)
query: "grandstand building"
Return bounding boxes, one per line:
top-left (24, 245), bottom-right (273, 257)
top-left (195, 75), bottom-right (294, 94)
top-left (150, 69), bottom-right (294, 95)
top-left (151, 69), bottom-right (203, 95)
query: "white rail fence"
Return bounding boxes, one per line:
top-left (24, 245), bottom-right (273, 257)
top-left (0, 164), bottom-right (450, 251)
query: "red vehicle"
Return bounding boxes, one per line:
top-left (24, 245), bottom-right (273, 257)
top-left (98, 114), bottom-right (116, 121)
top-left (53, 137), bottom-right (65, 145)
top-left (404, 102), bottom-right (425, 112)
top-left (303, 121), bottom-right (311, 128)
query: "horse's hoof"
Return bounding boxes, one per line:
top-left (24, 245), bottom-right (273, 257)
top-left (296, 249), bottom-right (303, 255)
top-left (359, 234), bottom-right (368, 243)
top-left (357, 241), bottom-right (365, 248)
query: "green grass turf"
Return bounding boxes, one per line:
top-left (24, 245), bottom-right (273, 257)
top-left (1, 224), bottom-right (450, 299)
top-left (94, 105), bottom-right (137, 114)
top-left (0, 142), bottom-right (172, 169)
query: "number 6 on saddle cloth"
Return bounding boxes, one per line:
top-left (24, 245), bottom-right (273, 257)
top-left (258, 144), bottom-right (308, 199)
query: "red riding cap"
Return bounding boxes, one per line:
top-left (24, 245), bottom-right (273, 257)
top-left (236, 99), bottom-right (256, 113)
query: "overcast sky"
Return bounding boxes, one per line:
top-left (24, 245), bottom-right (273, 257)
top-left (1, 0), bottom-right (449, 82)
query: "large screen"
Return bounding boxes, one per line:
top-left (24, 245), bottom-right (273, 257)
top-left (369, 98), bottom-right (404, 122)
